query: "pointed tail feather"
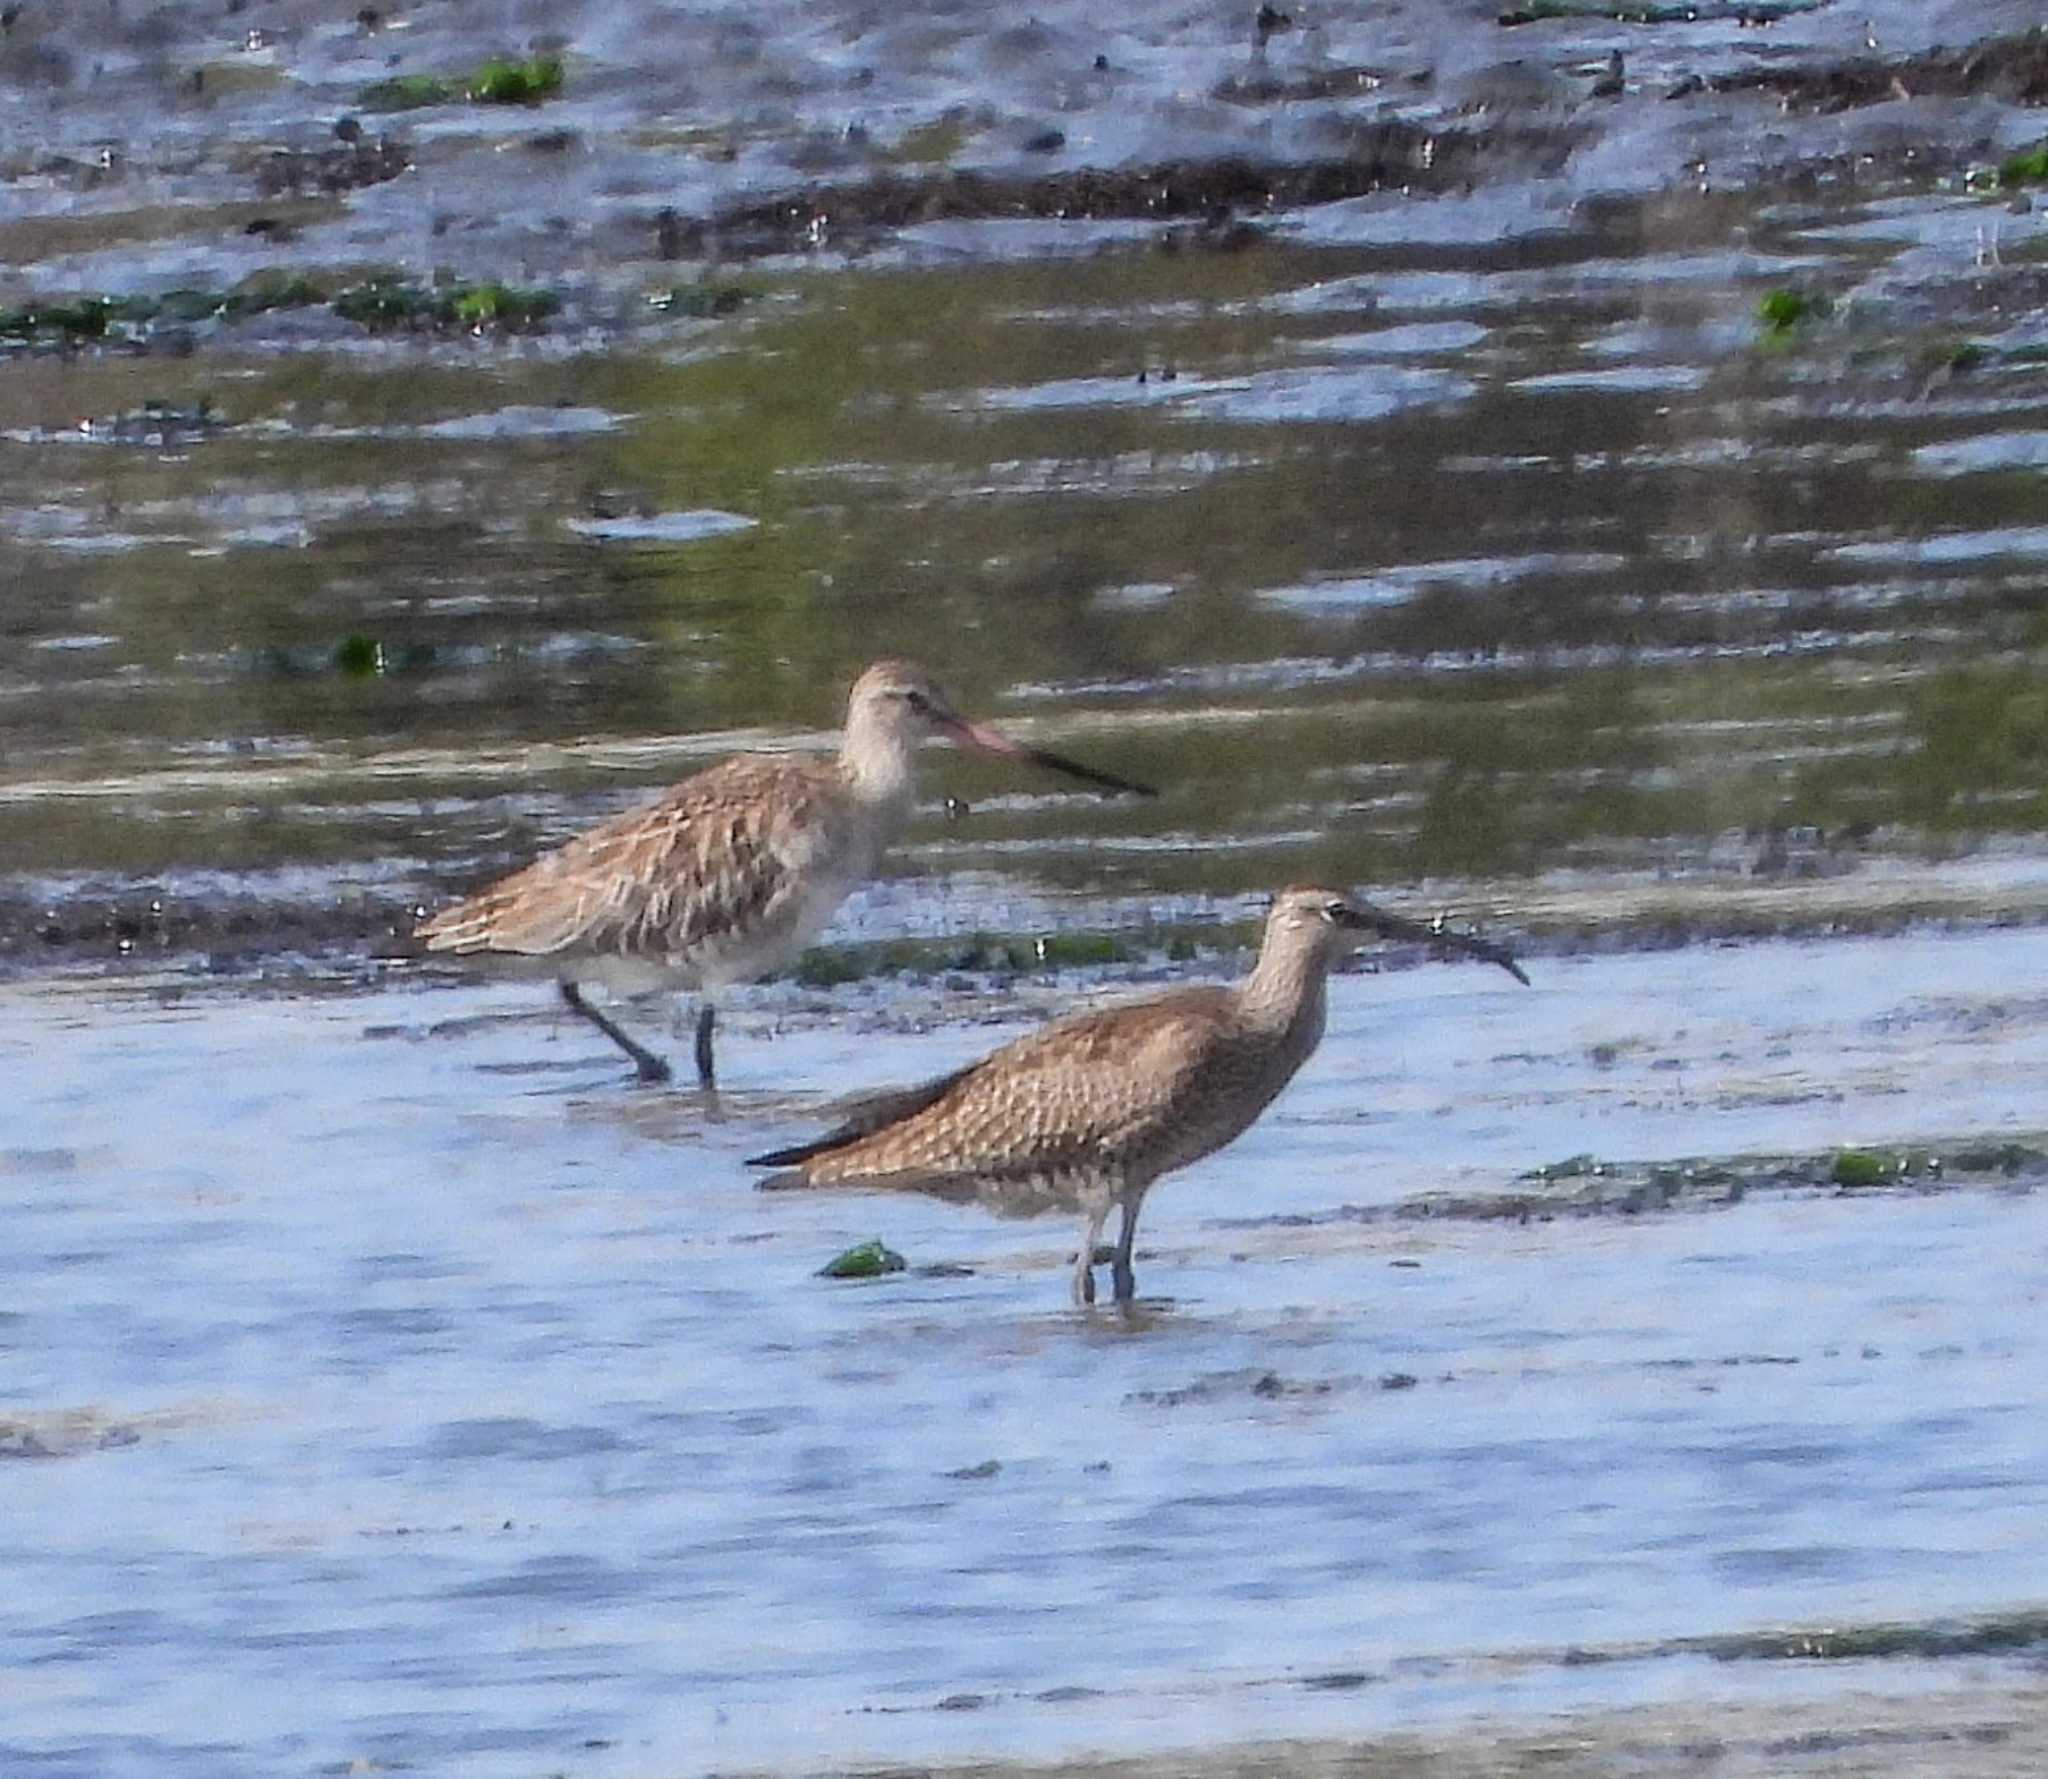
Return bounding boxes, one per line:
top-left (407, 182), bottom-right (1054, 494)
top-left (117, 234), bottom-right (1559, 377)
top-left (746, 1062), bottom-right (982, 1174)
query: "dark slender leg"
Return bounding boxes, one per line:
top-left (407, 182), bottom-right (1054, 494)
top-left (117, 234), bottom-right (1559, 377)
top-left (694, 1004), bottom-right (717, 1090)
top-left (1111, 1199), bottom-right (1140, 1305)
top-left (560, 981), bottom-right (672, 1084)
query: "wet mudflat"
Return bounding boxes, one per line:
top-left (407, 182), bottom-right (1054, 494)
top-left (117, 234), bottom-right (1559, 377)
top-left (8, 0), bottom-right (2048, 1772)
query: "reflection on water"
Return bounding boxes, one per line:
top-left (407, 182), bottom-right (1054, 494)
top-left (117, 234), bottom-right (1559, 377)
top-left (4, 194), bottom-right (2048, 946)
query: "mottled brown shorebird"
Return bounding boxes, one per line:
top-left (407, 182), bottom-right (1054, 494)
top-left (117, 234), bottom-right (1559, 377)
top-left (416, 660), bottom-right (1153, 1087)
top-left (749, 886), bottom-right (1528, 1305)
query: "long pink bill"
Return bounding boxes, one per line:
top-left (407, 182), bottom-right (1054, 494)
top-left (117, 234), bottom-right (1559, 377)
top-left (948, 717), bottom-right (1157, 799)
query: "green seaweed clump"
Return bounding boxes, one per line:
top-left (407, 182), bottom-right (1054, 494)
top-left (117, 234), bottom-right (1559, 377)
top-left (451, 282), bottom-right (561, 327)
top-left (357, 55), bottom-right (562, 112)
top-left (357, 73), bottom-right (457, 111)
top-left (1757, 288), bottom-right (1828, 336)
top-left (1830, 1148), bottom-right (1887, 1188)
top-left (222, 271), bottom-right (329, 318)
top-left (331, 279), bottom-right (432, 329)
top-left (1999, 140), bottom-right (2048, 186)
top-left (469, 56), bottom-right (564, 104)
top-left (333, 634), bottom-right (385, 677)
top-left (818, 1239), bottom-right (906, 1280)
top-left (0, 296), bottom-right (116, 344)
top-left (332, 278), bottom-right (560, 333)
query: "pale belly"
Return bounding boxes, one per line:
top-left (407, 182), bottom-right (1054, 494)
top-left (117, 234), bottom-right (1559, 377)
top-left (688, 866), bottom-right (861, 991)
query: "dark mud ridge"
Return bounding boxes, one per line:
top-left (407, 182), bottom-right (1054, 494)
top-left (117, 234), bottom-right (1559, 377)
top-left (12, 875), bottom-right (2048, 989)
top-left (674, 124), bottom-right (1578, 258)
top-left (684, 29), bottom-right (2048, 257)
top-left (1220, 1136), bottom-right (2048, 1234)
top-left (0, 887), bottom-right (1517, 990)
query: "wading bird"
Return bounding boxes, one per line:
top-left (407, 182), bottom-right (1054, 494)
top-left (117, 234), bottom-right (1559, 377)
top-left (750, 886), bottom-right (1527, 1305)
top-left (417, 660), bottom-right (1154, 1087)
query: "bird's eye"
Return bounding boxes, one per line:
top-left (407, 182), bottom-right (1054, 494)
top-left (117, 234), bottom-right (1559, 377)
top-left (903, 688), bottom-right (935, 714)
top-left (1323, 900), bottom-right (1347, 921)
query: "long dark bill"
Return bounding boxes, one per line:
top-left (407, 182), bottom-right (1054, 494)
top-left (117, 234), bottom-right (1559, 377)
top-left (1337, 900), bottom-right (1530, 987)
top-left (1020, 743), bottom-right (1158, 799)
top-left (950, 717), bottom-right (1158, 799)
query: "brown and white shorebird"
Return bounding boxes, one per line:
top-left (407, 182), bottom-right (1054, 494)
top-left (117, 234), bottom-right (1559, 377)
top-left (416, 660), bottom-right (1154, 1087)
top-left (749, 886), bottom-right (1528, 1306)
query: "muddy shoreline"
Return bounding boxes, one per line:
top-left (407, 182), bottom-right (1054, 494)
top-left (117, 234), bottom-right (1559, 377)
top-left (783, 1679), bottom-right (2048, 1779)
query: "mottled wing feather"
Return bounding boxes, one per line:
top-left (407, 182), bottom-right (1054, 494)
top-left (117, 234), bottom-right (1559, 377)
top-left (756, 988), bottom-right (1241, 1204)
top-left (418, 755), bottom-right (849, 970)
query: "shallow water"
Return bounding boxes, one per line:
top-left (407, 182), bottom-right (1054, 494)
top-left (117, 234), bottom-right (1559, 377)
top-left (7, 929), bottom-right (2048, 1776)
top-left (7, 2), bottom-right (2048, 1773)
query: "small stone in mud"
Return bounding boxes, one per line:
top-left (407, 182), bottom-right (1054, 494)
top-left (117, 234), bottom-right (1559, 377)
top-left (1379, 1372), bottom-right (1419, 1391)
top-left (944, 1458), bottom-right (1000, 1480)
top-left (817, 1239), bottom-right (906, 1279)
top-left (1302, 1670), bottom-right (1372, 1691)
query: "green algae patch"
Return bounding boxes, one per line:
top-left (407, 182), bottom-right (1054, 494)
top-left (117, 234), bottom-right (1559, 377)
top-left (1758, 287), bottom-right (1829, 336)
top-left (646, 282), bottom-right (757, 320)
top-left (1830, 1148), bottom-right (1887, 1188)
top-left (451, 282), bottom-right (561, 327)
top-left (469, 56), bottom-right (564, 104)
top-left (792, 925), bottom-right (1144, 987)
top-left (333, 635), bottom-right (385, 678)
top-left (888, 117), bottom-right (973, 166)
top-left (222, 271), bottom-right (328, 318)
top-left (0, 277), bottom-right (334, 350)
top-left (357, 55), bottom-right (562, 113)
top-left (332, 278), bottom-right (560, 334)
top-left (358, 73), bottom-right (457, 112)
top-left (0, 296), bottom-right (118, 344)
top-left (818, 1239), bottom-right (906, 1280)
top-left (2000, 140), bottom-right (2048, 186)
